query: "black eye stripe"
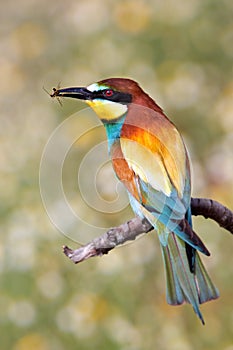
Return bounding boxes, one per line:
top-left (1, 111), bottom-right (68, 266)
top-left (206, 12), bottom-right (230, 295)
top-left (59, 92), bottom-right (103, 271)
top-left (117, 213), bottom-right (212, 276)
top-left (92, 89), bottom-right (132, 104)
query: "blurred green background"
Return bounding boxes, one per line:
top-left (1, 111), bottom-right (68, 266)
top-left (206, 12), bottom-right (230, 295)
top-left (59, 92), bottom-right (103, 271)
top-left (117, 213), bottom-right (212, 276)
top-left (1, 0), bottom-right (233, 349)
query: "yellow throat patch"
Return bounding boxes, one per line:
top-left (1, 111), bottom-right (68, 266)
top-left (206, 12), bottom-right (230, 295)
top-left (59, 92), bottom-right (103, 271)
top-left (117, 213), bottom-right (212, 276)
top-left (86, 99), bottom-right (128, 121)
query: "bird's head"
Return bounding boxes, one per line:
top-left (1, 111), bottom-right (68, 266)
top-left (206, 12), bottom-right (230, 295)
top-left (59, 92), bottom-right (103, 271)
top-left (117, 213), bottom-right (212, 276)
top-left (51, 78), bottom-right (162, 122)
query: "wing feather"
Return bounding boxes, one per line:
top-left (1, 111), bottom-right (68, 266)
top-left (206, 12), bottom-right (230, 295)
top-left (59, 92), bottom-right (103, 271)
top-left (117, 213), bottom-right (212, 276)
top-left (121, 105), bottom-right (188, 198)
top-left (120, 138), bottom-right (172, 196)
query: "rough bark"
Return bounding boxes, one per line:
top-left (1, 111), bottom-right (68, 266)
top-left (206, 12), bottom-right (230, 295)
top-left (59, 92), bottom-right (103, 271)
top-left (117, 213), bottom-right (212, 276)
top-left (63, 197), bottom-right (233, 264)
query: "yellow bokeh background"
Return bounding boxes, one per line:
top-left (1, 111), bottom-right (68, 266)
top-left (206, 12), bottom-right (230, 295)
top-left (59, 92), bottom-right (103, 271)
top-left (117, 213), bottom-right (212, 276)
top-left (1, 0), bottom-right (233, 349)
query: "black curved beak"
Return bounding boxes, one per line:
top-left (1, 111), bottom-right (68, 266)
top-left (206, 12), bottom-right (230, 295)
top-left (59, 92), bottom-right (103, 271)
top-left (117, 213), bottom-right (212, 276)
top-left (50, 87), bottom-right (93, 101)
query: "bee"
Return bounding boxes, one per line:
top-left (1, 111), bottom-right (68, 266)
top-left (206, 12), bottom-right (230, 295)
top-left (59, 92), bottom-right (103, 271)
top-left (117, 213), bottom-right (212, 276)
top-left (43, 83), bottom-right (63, 106)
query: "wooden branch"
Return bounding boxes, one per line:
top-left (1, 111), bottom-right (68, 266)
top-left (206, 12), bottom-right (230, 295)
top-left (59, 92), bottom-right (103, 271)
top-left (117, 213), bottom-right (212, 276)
top-left (63, 197), bottom-right (233, 264)
top-left (63, 217), bottom-right (153, 263)
top-left (191, 198), bottom-right (233, 233)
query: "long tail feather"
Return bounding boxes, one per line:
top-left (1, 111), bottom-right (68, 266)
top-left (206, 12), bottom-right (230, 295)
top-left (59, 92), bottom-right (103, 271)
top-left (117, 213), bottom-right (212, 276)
top-left (161, 233), bottom-right (219, 324)
top-left (194, 253), bottom-right (219, 303)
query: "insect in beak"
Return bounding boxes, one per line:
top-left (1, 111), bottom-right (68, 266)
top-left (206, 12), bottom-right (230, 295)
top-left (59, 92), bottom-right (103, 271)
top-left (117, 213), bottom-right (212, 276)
top-left (43, 83), bottom-right (63, 106)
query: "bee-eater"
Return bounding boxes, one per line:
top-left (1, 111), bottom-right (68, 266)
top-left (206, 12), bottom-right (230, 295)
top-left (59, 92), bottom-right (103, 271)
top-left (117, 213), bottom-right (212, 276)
top-left (51, 78), bottom-right (219, 323)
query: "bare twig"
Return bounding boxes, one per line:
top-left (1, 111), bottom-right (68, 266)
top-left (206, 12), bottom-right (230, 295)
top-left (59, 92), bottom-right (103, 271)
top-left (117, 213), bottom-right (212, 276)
top-left (191, 198), bottom-right (233, 233)
top-left (63, 217), bottom-right (153, 263)
top-left (63, 197), bottom-right (233, 264)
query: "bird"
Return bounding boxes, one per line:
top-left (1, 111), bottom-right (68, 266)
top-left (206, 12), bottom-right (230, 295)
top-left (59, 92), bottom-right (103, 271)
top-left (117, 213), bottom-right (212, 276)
top-left (50, 78), bottom-right (219, 324)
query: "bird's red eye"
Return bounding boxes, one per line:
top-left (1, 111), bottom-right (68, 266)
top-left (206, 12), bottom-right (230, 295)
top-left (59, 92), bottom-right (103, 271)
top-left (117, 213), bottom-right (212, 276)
top-left (104, 89), bottom-right (114, 97)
